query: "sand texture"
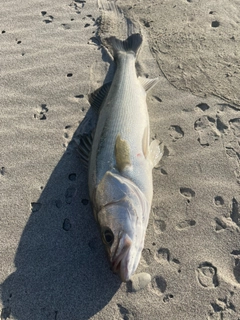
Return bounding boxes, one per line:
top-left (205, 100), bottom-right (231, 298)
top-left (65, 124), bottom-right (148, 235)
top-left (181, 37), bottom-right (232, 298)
top-left (1, 0), bottom-right (240, 319)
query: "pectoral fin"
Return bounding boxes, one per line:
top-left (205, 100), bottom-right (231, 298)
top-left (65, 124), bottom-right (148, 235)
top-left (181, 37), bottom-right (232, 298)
top-left (148, 139), bottom-right (163, 168)
top-left (115, 135), bottom-right (131, 172)
top-left (142, 126), bottom-right (163, 167)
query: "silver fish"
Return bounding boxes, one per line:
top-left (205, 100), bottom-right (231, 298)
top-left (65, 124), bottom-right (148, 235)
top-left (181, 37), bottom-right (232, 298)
top-left (79, 34), bottom-right (162, 281)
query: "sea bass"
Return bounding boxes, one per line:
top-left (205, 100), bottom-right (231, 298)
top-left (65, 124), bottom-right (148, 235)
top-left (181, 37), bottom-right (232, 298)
top-left (79, 34), bottom-right (162, 281)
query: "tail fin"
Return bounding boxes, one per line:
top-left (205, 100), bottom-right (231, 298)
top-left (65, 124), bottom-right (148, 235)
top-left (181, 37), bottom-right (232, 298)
top-left (106, 33), bottom-right (142, 58)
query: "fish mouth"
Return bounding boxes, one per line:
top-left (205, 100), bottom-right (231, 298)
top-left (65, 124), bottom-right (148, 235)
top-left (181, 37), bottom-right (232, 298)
top-left (111, 234), bottom-right (132, 282)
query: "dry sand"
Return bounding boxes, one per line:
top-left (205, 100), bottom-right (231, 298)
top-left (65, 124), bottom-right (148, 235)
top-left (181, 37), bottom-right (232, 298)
top-left (1, 0), bottom-right (240, 319)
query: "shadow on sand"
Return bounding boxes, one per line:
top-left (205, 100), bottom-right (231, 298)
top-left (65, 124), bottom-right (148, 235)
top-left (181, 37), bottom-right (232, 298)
top-left (0, 47), bottom-right (121, 320)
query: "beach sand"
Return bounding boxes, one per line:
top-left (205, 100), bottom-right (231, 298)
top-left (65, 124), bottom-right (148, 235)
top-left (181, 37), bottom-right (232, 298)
top-left (1, 0), bottom-right (240, 319)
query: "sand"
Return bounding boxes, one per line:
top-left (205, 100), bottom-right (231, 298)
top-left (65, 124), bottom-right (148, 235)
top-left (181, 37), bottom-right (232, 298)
top-left (0, 0), bottom-right (240, 319)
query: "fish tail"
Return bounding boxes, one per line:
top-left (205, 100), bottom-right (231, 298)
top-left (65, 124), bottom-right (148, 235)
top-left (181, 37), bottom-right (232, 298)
top-left (106, 33), bottom-right (142, 58)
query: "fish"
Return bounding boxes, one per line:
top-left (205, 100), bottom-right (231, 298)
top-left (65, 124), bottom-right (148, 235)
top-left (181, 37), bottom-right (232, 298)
top-left (78, 33), bottom-right (162, 281)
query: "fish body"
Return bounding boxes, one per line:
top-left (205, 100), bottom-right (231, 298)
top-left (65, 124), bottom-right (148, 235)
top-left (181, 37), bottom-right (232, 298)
top-left (83, 34), bottom-right (162, 281)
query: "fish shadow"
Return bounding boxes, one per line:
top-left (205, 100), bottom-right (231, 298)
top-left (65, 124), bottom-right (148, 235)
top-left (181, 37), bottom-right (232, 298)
top-left (0, 80), bottom-right (121, 320)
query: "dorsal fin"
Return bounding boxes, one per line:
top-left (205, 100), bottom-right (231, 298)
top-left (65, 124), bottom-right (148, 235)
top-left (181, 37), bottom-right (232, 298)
top-left (88, 82), bottom-right (112, 111)
top-left (76, 82), bottom-right (112, 166)
top-left (76, 132), bottom-right (94, 167)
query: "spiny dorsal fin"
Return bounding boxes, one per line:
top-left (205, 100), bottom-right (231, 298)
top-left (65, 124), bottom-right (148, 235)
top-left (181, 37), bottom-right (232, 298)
top-left (75, 132), bottom-right (94, 167)
top-left (88, 82), bottom-right (112, 111)
top-left (115, 135), bottom-right (131, 172)
top-left (138, 76), bottom-right (159, 92)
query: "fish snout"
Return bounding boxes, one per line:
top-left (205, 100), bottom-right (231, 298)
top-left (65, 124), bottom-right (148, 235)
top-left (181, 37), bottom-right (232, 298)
top-left (111, 234), bottom-right (135, 282)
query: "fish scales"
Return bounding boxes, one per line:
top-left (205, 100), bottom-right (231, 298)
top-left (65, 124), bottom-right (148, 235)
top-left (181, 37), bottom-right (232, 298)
top-left (92, 54), bottom-right (149, 195)
top-left (80, 32), bottom-right (162, 281)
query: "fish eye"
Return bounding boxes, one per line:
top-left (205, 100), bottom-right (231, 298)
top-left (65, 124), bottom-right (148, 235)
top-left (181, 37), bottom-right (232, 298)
top-left (102, 228), bottom-right (114, 246)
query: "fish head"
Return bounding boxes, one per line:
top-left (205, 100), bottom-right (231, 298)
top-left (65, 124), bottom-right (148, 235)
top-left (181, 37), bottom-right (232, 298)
top-left (97, 195), bottom-right (148, 282)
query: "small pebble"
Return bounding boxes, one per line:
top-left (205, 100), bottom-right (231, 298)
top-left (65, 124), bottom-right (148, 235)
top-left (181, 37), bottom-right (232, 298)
top-left (129, 272), bottom-right (151, 292)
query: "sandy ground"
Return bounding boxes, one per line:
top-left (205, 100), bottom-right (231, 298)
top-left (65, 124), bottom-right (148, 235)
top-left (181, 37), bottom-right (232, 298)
top-left (1, 0), bottom-right (240, 319)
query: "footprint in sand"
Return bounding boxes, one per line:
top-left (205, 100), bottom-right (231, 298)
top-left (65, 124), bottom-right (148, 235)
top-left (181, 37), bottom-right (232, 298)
top-left (155, 248), bottom-right (170, 263)
top-left (155, 248), bottom-right (181, 273)
top-left (61, 23), bottom-right (71, 30)
top-left (65, 186), bottom-right (77, 204)
top-left (152, 206), bottom-right (167, 234)
top-left (141, 248), bottom-right (153, 266)
top-left (0, 167), bottom-right (6, 176)
top-left (196, 262), bottom-right (219, 288)
top-left (69, 1), bottom-right (84, 14)
top-left (68, 173), bottom-right (76, 181)
top-left (168, 125), bottom-right (184, 142)
top-left (150, 275), bottom-right (167, 296)
top-left (230, 198), bottom-right (240, 226)
top-left (176, 219), bottom-right (196, 230)
top-left (229, 118), bottom-right (240, 138)
top-left (159, 168), bottom-right (167, 175)
top-left (63, 125), bottom-right (75, 149)
top-left (163, 293), bottom-right (174, 303)
top-left (180, 187), bottom-right (195, 201)
top-left (153, 219), bottom-right (166, 234)
top-left (216, 114), bottom-right (228, 134)
top-left (55, 199), bottom-right (63, 209)
top-left (194, 115), bottom-right (220, 146)
top-left (195, 102), bottom-right (210, 111)
top-left (231, 250), bottom-right (240, 283)
top-left (214, 196), bottom-right (224, 207)
top-left (41, 11), bottom-right (54, 24)
top-left (31, 202), bottom-right (42, 212)
top-left (208, 297), bottom-right (236, 319)
top-left (176, 188), bottom-right (196, 230)
top-left (63, 218), bottom-right (71, 231)
top-left (214, 217), bottom-right (227, 232)
top-left (214, 198), bottom-right (240, 233)
top-left (117, 304), bottom-right (137, 320)
top-left (34, 104), bottom-right (48, 120)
